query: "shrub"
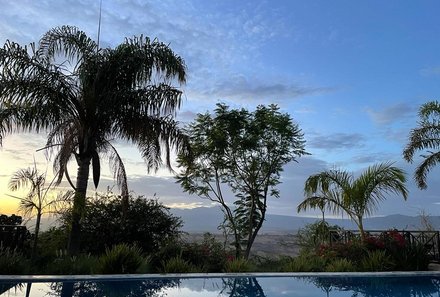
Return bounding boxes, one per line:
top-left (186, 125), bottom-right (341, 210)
top-left (0, 247), bottom-right (28, 274)
top-left (46, 250), bottom-right (98, 275)
top-left (182, 233), bottom-right (229, 272)
top-left (325, 258), bottom-right (356, 272)
top-left (397, 243), bottom-right (430, 271)
top-left (59, 194), bottom-right (182, 255)
top-left (360, 250), bottom-right (393, 271)
top-left (97, 244), bottom-right (145, 274)
top-left (160, 256), bottom-right (198, 273)
top-left (297, 221), bottom-right (342, 252)
top-left (318, 240), bottom-right (366, 265)
top-left (282, 255), bottom-right (326, 272)
top-left (224, 258), bottom-right (252, 273)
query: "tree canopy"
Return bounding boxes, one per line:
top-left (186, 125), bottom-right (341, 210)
top-left (177, 103), bottom-right (308, 258)
top-left (403, 100), bottom-right (440, 189)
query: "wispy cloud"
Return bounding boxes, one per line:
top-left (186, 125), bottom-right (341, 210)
top-left (366, 103), bottom-right (415, 125)
top-left (191, 75), bottom-right (333, 103)
top-left (307, 133), bottom-right (365, 150)
top-left (420, 66), bottom-right (440, 76)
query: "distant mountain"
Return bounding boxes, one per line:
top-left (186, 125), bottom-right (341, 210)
top-left (170, 207), bottom-right (440, 233)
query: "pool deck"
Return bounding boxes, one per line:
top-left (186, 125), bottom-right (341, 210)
top-left (1, 271), bottom-right (440, 282)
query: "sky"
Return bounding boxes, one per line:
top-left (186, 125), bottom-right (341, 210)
top-left (1, 0), bottom-right (440, 218)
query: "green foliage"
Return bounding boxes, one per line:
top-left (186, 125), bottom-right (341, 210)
top-left (181, 233), bottom-right (229, 272)
top-left (153, 234), bottom-right (230, 272)
top-left (224, 258), bottom-right (253, 273)
top-left (403, 100), bottom-right (440, 189)
top-left (97, 244), bottom-right (145, 274)
top-left (160, 256), bottom-right (198, 273)
top-left (359, 250), bottom-right (393, 271)
top-left (396, 243), bottom-right (430, 271)
top-left (298, 163), bottom-right (408, 237)
top-left (44, 250), bottom-right (98, 275)
top-left (282, 254), bottom-right (326, 272)
top-left (60, 194), bottom-right (182, 255)
top-left (297, 221), bottom-right (342, 251)
top-left (0, 247), bottom-right (28, 274)
top-left (177, 103), bottom-right (308, 259)
top-left (325, 258), bottom-right (356, 272)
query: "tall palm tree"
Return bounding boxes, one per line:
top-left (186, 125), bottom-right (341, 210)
top-left (403, 100), bottom-right (440, 189)
top-left (297, 162), bottom-right (408, 238)
top-left (0, 25), bottom-right (188, 254)
top-left (8, 165), bottom-right (72, 257)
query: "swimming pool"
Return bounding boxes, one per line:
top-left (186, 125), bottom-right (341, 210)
top-left (1, 272), bottom-right (440, 296)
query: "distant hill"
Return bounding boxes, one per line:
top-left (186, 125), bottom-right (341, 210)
top-left (170, 207), bottom-right (440, 233)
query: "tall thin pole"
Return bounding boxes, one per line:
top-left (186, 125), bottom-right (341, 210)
top-left (97, 0), bottom-right (103, 51)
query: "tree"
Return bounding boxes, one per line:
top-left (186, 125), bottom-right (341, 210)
top-left (0, 25), bottom-right (187, 254)
top-left (58, 193), bottom-right (182, 255)
top-left (177, 103), bottom-right (308, 259)
top-left (403, 100), bottom-right (440, 189)
top-left (297, 162), bottom-right (408, 238)
top-left (8, 165), bottom-right (72, 257)
top-left (0, 214), bottom-right (22, 225)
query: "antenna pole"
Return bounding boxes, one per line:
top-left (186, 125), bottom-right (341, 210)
top-left (97, 0), bottom-right (103, 51)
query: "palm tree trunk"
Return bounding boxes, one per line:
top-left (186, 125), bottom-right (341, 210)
top-left (67, 157), bottom-right (91, 255)
top-left (31, 211), bottom-right (41, 259)
top-left (357, 215), bottom-right (365, 240)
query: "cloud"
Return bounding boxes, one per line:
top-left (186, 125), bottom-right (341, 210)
top-left (366, 103), bottom-right (415, 125)
top-left (307, 133), bottom-right (365, 150)
top-left (191, 75), bottom-right (333, 103)
top-left (420, 66), bottom-right (440, 76)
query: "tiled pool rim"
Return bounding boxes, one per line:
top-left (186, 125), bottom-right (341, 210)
top-left (2, 271), bottom-right (440, 282)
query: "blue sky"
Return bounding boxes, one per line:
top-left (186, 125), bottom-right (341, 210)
top-left (1, 0), bottom-right (440, 218)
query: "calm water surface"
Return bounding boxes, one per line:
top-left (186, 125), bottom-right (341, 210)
top-left (1, 275), bottom-right (440, 297)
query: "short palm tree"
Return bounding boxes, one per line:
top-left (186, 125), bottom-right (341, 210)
top-left (297, 162), bottom-right (408, 238)
top-left (0, 25), bottom-right (188, 254)
top-left (403, 100), bottom-right (440, 189)
top-left (8, 165), bottom-right (73, 257)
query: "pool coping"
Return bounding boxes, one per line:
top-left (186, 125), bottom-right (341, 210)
top-left (1, 271), bottom-right (440, 282)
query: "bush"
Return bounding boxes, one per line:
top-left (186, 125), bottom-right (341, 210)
top-left (360, 250), bottom-right (393, 271)
top-left (282, 254), bottom-right (326, 272)
top-left (297, 221), bottom-right (342, 251)
top-left (182, 233), bottom-right (229, 272)
top-left (0, 247), bottom-right (28, 274)
top-left (97, 244), bottom-right (146, 274)
top-left (45, 250), bottom-right (98, 275)
top-left (160, 256), bottom-right (198, 273)
top-left (224, 258), bottom-right (252, 273)
top-left (59, 193), bottom-right (182, 255)
top-left (325, 258), bottom-right (356, 272)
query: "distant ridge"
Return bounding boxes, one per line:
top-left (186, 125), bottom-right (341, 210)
top-left (170, 207), bottom-right (440, 233)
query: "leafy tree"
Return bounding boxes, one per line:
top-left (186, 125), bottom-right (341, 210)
top-left (0, 214), bottom-right (22, 225)
top-left (8, 165), bottom-right (72, 257)
top-left (177, 103), bottom-right (308, 259)
top-left (297, 162), bottom-right (408, 238)
top-left (403, 100), bottom-right (440, 189)
top-left (59, 193), bottom-right (183, 255)
top-left (0, 25), bottom-right (187, 254)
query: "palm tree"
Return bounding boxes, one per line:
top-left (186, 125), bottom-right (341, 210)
top-left (403, 100), bottom-right (440, 189)
top-left (297, 162), bottom-right (408, 238)
top-left (8, 165), bottom-right (72, 257)
top-left (0, 25), bottom-right (188, 254)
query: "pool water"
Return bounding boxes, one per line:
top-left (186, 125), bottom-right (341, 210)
top-left (1, 274), bottom-right (440, 296)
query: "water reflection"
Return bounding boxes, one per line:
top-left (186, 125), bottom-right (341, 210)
top-left (308, 275), bottom-right (440, 297)
top-left (54, 279), bottom-right (178, 297)
top-left (1, 275), bottom-right (440, 297)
